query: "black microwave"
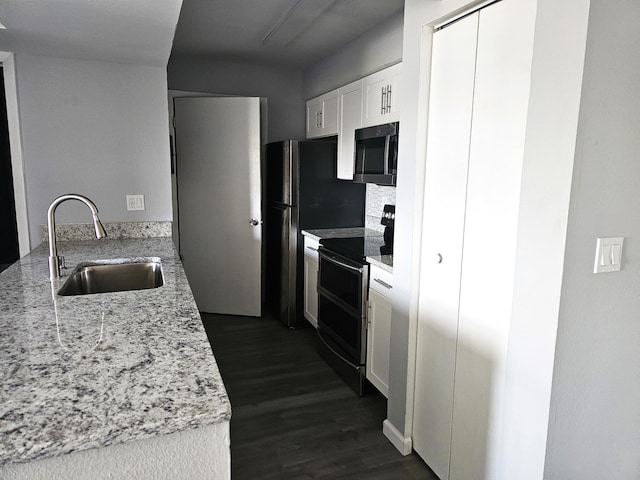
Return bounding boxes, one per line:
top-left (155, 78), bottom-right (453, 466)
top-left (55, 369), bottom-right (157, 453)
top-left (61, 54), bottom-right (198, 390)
top-left (353, 122), bottom-right (398, 186)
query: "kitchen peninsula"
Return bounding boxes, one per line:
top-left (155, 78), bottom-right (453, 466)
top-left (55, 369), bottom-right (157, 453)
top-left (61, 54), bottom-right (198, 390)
top-left (0, 228), bottom-right (231, 479)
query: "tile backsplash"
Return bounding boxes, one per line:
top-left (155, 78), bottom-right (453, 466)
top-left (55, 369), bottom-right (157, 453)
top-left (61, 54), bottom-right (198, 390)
top-left (365, 184), bottom-right (396, 232)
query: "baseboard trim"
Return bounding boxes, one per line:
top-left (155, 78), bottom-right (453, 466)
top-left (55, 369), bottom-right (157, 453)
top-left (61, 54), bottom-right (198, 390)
top-left (383, 419), bottom-right (412, 456)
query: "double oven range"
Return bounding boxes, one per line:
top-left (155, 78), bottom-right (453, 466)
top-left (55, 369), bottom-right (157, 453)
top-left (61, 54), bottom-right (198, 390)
top-left (316, 233), bottom-right (392, 396)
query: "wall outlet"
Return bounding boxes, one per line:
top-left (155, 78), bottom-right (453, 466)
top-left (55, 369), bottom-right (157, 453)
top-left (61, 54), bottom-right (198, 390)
top-left (126, 194), bottom-right (145, 211)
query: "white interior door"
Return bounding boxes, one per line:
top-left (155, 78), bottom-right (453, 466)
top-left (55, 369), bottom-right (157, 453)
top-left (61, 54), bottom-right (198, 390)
top-left (174, 97), bottom-right (262, 316)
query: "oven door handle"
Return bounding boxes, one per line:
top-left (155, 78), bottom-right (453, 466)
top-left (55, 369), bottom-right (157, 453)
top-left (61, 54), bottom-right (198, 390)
top-left (319, 250), bottom-right (364, 273)
top-left (317, 330), bottom-right (360, 370)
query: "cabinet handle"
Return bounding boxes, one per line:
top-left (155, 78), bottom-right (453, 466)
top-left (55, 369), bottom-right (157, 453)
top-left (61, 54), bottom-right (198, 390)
top-left (381, 86), bottom-right (387, 115)
top-left (306, 246), bottom-right (318, 252)
top-left (386, 85), bottom-right (392, 114)
top-left (373, 278), bottom-right (392, 290)
top-left (318, 110), bottom-right (323, 127)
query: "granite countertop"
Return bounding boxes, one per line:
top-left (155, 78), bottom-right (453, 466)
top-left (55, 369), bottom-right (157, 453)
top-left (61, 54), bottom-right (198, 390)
top-left (302, 228), bottom-right (394, 272)
top-left (366, 255), bottom-right (393, 273)
top-left (301, 227), bottom-right (372, 242)
top-left (0, 237), bottom-right (230, 467)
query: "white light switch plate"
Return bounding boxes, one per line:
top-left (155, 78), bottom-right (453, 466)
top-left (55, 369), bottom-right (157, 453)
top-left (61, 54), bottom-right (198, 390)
top-left (126, 194), bottom-right (145, 211)
top-left (593, 237), bottom-right (624, 274)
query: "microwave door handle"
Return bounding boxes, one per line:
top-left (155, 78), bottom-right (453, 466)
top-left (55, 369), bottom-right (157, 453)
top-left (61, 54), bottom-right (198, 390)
top-left (383, 135), bottom-right (391, 175)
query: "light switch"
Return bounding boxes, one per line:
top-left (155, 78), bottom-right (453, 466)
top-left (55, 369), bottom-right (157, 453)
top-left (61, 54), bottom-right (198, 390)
top-left (593, 237), bottom-right (624, 274)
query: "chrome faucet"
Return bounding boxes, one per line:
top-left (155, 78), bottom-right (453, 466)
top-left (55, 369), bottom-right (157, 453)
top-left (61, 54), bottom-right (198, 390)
top-left (48, 194), bottom-right (107, 280)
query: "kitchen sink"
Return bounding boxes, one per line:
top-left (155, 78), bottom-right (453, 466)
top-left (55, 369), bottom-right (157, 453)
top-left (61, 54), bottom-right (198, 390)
top-left (57, 258), bottom-right (164, 296)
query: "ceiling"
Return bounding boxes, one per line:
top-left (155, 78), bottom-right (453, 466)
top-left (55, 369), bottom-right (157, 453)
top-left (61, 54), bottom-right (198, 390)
top-left (170, 0), bottom-right (404, 69)
top-left (0, 0), bottom-right (183, 66)
top-left (0, 0), bottom-right (404, 70)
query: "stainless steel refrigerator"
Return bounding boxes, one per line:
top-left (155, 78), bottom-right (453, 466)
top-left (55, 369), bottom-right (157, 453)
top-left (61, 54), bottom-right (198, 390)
top-left (265, 140), bottom-right (366, 328)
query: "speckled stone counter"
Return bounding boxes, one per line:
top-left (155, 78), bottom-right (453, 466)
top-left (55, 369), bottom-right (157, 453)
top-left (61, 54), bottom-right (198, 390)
top-left (302, 228), bottom-right (393, 273)
top-left (366, 255), bottom-right (393, 273)
top-left (301, 227), bottom-right (382, 242)
top-left (0, 237), bottom-right (230, 467)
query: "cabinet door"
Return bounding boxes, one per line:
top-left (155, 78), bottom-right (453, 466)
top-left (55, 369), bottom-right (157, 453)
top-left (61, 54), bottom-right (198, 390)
top-left (362, 69), bottom-right (388, 127)
top-left (306, 90), bottom-right (338, 139)
top-left (337, 80), bottom-right (363, 180)
top-left (385, 63), bottom-right (402, 122)
top-left (322, 93), bottom-right (338, 136)
top-left (413, 13), bottom-right (479, 480)
top-left (306, 99), bottom-right (323, 138)
top-left (366, 267), bottom-right (393, 398)
top-left (303, 238), bottom-right (320, 327)
top-left (362, 64), bottom-right (402, 128)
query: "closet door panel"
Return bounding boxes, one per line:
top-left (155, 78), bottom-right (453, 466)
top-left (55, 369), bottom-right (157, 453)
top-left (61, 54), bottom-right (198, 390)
top-left (450, 1), bottom-right (537, 479)
top-left (413, 13), bottom-right (479, 480)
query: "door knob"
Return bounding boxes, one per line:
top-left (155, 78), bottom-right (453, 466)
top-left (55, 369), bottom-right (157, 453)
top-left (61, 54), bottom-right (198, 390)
top-left (249, 218), bottom-right (261, 226)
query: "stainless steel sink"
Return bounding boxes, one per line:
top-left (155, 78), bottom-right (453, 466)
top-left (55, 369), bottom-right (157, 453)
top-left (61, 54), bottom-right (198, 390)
top-left (57, 258), bottom-right (164, 296)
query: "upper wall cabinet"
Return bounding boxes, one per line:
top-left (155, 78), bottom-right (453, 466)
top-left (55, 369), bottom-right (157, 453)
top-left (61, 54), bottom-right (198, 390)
top-left (306, 63), bottom-right (402, 178)
top-left (336, 79), bottom-right (363, 180)
top-left (362, 63), bottom-right (402, 127)
top-left (306, 89), bottom-right (339, 138)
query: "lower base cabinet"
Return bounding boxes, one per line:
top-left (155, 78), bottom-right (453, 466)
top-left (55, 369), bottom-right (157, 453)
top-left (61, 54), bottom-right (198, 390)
top-left (303, 237), bottom-right (320, 328)
top-left (366, 264), bottom-right (393, 397)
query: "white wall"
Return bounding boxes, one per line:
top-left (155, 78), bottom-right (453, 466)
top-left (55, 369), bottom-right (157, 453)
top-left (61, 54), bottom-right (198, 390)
top-left (302, 11), bottom-right (403, 99)
top-left (167, 56), bottom-right (304, 142)
top-left (15, 54), bottom-right (173, 248)
top-left (544, 1), bottom-right (640, 478)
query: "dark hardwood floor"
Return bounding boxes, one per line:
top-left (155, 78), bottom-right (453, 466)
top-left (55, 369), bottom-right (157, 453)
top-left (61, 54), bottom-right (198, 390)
top-left (200, 312), bottom-right (438, 480)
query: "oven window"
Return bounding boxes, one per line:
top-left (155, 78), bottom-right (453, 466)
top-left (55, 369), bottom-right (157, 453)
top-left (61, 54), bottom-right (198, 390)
top-left (318, 292), bottom-right (361, 361)
top-left (318, 256), bottom-right (362, 312)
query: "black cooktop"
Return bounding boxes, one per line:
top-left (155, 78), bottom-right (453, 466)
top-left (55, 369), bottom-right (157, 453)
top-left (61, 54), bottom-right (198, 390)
top-left (320, 235), bottom-right (392, 263)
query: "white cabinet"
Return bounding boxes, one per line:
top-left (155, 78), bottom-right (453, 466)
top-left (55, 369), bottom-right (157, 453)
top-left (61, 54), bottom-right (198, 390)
top-left (362, 63), bottom-right (402, 127)
top-left (303, 236), bottom-right (320, 328)
top-left (306, 90), bottom-right (338, 139)
top-left (336, 79), bottom-right (363, 180)
top-left (413, 2), bottom-right (536, 479)
top-left (366, 264), bottom-right (393, 398)
top-left (305, 64), bottom-right (402, 177)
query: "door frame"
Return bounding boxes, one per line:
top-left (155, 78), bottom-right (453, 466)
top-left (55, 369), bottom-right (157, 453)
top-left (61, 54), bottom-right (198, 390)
top-left (0, 52), bottom-right (30, 256)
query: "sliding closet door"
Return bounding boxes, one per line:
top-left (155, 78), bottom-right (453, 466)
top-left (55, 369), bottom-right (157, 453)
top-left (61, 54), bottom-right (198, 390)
top-left (449, 1), bottom-right (536, 478)
top-left (413, 13), bottom-right (479, 480)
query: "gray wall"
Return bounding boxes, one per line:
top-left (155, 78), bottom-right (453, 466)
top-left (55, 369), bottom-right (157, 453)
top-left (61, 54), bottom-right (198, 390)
top-left (167, 56), bottom-right (305, 142)
top-left (302, 12), bottom-right (403, 99)
top-left (544, 1), bottom-right (640, 477)
top-left (15, 54), bottom-right (173, 248)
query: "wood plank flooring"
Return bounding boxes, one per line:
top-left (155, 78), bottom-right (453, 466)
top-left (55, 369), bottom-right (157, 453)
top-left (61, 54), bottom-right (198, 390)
top-left (200, 313), bottom-right (438, 480)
